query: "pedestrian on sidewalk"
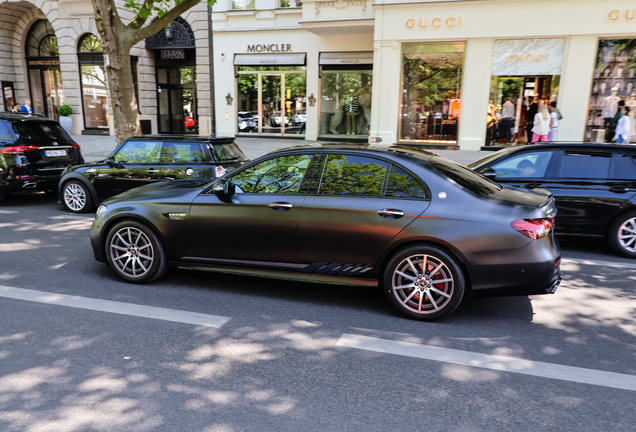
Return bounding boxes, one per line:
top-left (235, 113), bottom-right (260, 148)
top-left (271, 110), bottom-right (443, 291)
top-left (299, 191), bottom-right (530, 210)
top-left (526, 96), bottom-right (538, 142)
top-left (500, 98), bottom-right (515, 143)
top-left (548, 101), bottom-right (561, 141)
top-left (532, 103), bottom-right (551, 142)
top-left (615, 106), bottom-right (631, 144)
top-left (607, 100), bottom-right (626, 142)
top-left (20, 99), bottom-right (33, 113)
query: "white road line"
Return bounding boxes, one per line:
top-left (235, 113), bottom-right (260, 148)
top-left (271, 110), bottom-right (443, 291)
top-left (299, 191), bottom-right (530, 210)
top-left (0, 285), bottom-right (230, 328)
top-left (0, 210), bottom-right (19, 214)
top-left (562, 258), bottom-right (636, 270)
top-left (337, 334), bottom-right (636, 392)
top-left (49, 215), bottom-right (94, 220)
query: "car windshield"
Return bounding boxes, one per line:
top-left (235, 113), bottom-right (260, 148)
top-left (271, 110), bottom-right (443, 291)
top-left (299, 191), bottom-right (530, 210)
top-left (11, 121), bottom-right (73, 144)
top-left (430, 157), bottom-right (503, 196)
top-left (466, 147), bottom-right (517, 171)
top-left (211, 142), bottom-right (248, 162)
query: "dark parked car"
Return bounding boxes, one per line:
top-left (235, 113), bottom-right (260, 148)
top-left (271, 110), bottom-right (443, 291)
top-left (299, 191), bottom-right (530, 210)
top-left (90, 145), bottom-right (561, 320)
top-left (59, 135), bottom-right (248, 213)
top-left (468, 143), bottom-right (636, 258)
top-left (0, 112), bottom-right (83, 204)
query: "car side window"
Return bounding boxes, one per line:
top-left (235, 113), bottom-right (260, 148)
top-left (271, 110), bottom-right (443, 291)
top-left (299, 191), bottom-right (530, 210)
top-left (385, 165), bottom-right (430, 199)
top-left (611, 153), bottom-right (636, 180)
top-left (559, 152), bottom-right (611, 179)
top-left (319, 154), bottom-right (389, 196)
top-left (113, 141), bottom-right (162, 164)
top-left (160, 142), bottom-right (209, 163)
top-left (0, 120), bottom-right (16, 143)
top-left (487, 151), bottom-right (554, 178)
top-left (231, 154), bottom-right (313, 194)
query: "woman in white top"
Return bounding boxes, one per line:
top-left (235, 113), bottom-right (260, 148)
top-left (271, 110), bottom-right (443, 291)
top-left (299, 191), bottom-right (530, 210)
top-left (616, 106), bottom-right (631, 144)
top-left (532, 103), bottom-right (551, 142)
top-left (548, 101), bottom-right (559, 141)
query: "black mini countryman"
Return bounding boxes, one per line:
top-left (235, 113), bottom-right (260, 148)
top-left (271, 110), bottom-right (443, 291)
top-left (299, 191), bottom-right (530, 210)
top-left (59, 135), bottom-right (248, 213)
top-left (90, 145), bottom-right (562, 320)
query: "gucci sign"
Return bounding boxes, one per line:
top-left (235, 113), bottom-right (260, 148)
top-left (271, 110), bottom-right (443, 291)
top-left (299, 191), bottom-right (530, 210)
top-left (507, 53), bottom-right (550, 62)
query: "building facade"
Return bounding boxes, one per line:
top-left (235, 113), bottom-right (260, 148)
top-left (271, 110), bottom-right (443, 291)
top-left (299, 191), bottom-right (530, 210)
top-left (2, 0), bottom-right (636, 150)
top-left (0, 0), bottom-right (213, 136)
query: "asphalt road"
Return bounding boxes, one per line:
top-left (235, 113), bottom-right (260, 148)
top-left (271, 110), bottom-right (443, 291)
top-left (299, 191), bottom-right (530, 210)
top-left (0, 192), bottom-right (635, 432)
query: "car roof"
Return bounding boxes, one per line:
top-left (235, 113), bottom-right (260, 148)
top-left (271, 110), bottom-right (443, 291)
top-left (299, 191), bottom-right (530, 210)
top-left (493, 142), bottom-right (636, 152)
top-left (0, 112), bottom-right (52, 122)
top-left (126, 135), bottom-right (235, 144)
top-left (268, 143), bottom-right (438, 160)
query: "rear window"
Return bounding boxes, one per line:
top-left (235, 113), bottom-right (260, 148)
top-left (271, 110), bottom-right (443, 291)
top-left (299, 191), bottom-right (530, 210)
top-left (611, 153), bottom-right (636, 180)
top-left (211, 142), bottom-right (247, 162)
top-left (430, 157), bottom-right (503, 196)
top-left (161, 142), bottom-right (210, 163)
top-left (560, 152), bottom-right (611, 179)
top-left (0, 120), bottom-right (16, 143)
top-left (11, 121), bottom-right (72, 144)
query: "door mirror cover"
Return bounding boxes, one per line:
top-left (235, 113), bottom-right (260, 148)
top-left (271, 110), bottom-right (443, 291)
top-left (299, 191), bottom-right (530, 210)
top-left (106, 156), bottom-right (124, 169)
top-left (480, 167), bottom-right (496, 179)
top-left (214, 180), bottom-right (235, 197)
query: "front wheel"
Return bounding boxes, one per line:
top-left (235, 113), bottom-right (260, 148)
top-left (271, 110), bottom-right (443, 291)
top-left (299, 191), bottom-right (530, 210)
top-left (383, 245), bottom-right (465, 320)
top-left (609, 211), bottom-right (636, 258)
top-left (62, 180), bottom-right (93, 213)
top-left (105, 220), bottom-right (169, 283)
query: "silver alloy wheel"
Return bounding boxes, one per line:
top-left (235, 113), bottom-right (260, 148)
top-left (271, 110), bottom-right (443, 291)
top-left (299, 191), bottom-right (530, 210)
top-left (109, 227), bottom-right (154, 278)
top-left (64, 183), bottom-right (86, 211)
top-left (391, 254), bottom-right (454, 314)
top-left (618, 216), bottom-right (636, 253)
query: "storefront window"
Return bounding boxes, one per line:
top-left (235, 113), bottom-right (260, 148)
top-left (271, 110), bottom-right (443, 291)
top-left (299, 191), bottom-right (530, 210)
top-left (78, 34), bottom-right (108, 131)
top-left (281, 0), bottom-right (302, 7)
top-left (399, 42), bottom-right (465, 143)
top-left (319, 71), bottom-right (372, 137)
top-left (232, 0), bottom-right (255, 9)
top-left (588, 39), bottom-right (636, 142)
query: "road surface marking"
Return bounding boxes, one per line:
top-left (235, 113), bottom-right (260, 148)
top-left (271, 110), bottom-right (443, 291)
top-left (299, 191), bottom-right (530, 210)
top-left (562, 258), bottom-right (636, 270)
top-left (50, 215), bottom-right (94, 220)
top-left (0, 285), bottom-right (230, 328)
top-left (0, 210), bottom-right (19, 214)
top-left (337, 334), bottom-right (636, 392)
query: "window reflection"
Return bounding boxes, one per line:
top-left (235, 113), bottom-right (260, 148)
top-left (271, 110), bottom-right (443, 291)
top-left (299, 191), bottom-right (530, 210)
top-left (232, 154), bottom-right (312, 194)
top-left (319, 155), bottom-right (388, 196)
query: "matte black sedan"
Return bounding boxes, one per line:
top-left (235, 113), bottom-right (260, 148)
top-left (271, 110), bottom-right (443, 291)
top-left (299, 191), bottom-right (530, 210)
top-left (59, 135), bottom-right (248, 213)
top-left (90, 145), bottom-right (561, 320)
top-left (0, 112), bottom-right (83, 204)
top-left (468, 143), bottom-right (636, 258)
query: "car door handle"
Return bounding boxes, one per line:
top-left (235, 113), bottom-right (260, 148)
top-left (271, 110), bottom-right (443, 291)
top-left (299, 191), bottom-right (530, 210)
top-left (268, 202), bottom-right (293, 211)
top-left (610, 186), bottom-right (629, 194)
top-left (147, 169), bottom-right (159, 174)
top-left (377, 209), bottom-right (405, 219)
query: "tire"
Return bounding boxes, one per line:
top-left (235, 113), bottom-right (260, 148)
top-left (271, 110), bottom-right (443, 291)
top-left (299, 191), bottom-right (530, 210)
top-left (383, 245), bottom-right (465, 320)
top-left (609, 211), bottom-right (636, 258)
top-left (105, 220), bottom-right (169, 283)
top-left (62, 180), bottom-right (93, 213)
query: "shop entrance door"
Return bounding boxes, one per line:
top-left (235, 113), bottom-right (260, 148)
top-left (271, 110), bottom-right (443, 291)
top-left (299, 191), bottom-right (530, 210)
top-left (28, 68), bottom-right (63, 120)
top-left (157, 67), bottom-right (197, 134)
top-left (237, 71), bottom-right (306, 136)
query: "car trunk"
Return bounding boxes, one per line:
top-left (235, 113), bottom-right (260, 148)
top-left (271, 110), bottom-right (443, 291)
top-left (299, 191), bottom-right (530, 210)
top-left (12, 121), bottom-right (83, 173)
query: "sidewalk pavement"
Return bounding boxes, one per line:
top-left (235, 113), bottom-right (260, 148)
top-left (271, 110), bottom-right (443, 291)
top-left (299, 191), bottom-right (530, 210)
top-left (72, 134), bottom-right (489, 166)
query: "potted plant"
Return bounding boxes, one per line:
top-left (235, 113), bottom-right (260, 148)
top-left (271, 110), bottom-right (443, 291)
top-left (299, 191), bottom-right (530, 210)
top-left (58, 104), bottom-right (73, 135)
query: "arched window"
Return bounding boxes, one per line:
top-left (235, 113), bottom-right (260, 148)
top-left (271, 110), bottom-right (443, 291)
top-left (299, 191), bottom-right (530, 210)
top-left (78, 34), bottom-right (108, 132)
top-left (26, 20), bottom-right (58, 57)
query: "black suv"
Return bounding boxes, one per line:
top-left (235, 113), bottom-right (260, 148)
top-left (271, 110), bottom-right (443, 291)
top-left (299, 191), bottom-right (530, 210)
top-left (468, 143), bottom-right (636, 258)
top-left (0, 113), bottom-right (83, 204)
top-left (59, 135), bottom-right (248, 213)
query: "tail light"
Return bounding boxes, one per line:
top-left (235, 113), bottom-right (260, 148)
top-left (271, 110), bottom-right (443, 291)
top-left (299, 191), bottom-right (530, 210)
top-left (71, 143), bottom-right (81, 151)
top-left (0, 146), bottom-right (39, 154)
top-left (511, 218), bottom-right (555, 240)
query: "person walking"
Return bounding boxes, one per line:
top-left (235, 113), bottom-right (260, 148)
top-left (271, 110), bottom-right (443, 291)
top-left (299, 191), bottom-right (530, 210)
top-left (608, 100), bottom-right (626, 142)
top-left (532, 103), bottom-right (551, 142)
top-left (615, 106), bottom-right (631, 143)
top-left (526, 96), bottom-right (538, 142)
top-left (20, 99), bottom-right (33, 113)
top-left (500, 98), bottom-right (515, 143)
top-left (548, 101), bottom-right (561, 141)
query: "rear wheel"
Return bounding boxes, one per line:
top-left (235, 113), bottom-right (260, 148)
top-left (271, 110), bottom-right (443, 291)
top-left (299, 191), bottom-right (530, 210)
top-left (383, 245), bottom-right (465, 320)
top-left (609, 211), bottom-right (636, 258)
top-left (105, 220), bottom-right (169, 283)
top-left (62, 180), bottom-right (93, 213)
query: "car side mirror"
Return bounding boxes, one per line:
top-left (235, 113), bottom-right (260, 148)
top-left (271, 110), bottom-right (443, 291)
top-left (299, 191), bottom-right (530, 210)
top-left (106, 156), bottom-right (124, 169)
top-left (214, 179), bottom-right (235, 197)
top-left (480, 167), bottom-right (497, 180)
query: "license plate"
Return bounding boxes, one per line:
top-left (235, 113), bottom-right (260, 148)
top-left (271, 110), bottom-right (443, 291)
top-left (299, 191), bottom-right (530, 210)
top-left (44, 149), bottom-right (67, 157)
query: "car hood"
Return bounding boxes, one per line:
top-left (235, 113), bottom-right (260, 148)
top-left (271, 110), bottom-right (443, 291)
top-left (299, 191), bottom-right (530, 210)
top-left (104, 179), bottom-right (208, 204)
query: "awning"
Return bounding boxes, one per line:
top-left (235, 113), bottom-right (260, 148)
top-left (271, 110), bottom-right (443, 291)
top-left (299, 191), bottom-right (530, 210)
top-left (234, 53), bottom-right (306, 66)
top-left (319, 52), bottom-right (374, 65)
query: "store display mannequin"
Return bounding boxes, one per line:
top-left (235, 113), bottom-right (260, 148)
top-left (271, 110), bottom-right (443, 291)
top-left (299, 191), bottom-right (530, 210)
top-left (329, 99), bottom-right (344, 134)
top-left (343, 89), bottom-right (359, 135)
top-left (356, 85), bottom-right (372, 135)
top-left (627, 92), bottom-right (636, 142)
top-left (601, 87), bottom-right (621, 128)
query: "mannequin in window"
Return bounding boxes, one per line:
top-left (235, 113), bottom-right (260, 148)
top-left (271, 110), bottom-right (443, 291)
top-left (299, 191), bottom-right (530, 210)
top-left (343, 89), bottom-right (359, 135)
top-left (627, 92), bottom-right (636, 142)
top-left (356, 84), bottom-right (372, 135)
top-left (601, 87), bottom-right (621, 129)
